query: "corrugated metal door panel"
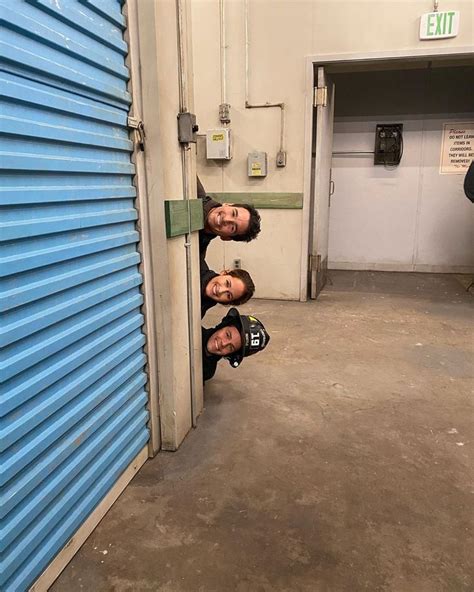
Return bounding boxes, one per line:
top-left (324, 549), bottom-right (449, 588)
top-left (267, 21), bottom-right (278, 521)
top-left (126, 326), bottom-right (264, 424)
top-left (2, 385), bottom-right (146, 550)
top-left (0, 1), bottom-right (130, 103)
top-left (0, 0), bottom-right (150, 589)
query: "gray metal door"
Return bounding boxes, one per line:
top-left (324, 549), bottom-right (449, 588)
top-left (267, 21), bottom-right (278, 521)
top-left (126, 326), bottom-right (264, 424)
top-left (310, 66), bottom-right (335, 298)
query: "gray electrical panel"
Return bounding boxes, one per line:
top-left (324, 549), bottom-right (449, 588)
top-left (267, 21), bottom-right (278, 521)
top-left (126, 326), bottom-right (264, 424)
top-left (206, 128), bottom-right (232, 160)
top-left (177, 112), bottom-right (198, 144)
top-left (248, 151), bottom-right (268, 177)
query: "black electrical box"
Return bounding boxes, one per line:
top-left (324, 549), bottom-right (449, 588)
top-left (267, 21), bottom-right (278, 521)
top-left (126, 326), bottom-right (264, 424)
top-left (374, 124), bottom-right (403, 166)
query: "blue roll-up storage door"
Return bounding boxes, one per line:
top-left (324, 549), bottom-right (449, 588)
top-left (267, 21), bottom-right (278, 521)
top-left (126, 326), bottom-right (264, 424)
top-left (0, 1), bottom-right (150, 589)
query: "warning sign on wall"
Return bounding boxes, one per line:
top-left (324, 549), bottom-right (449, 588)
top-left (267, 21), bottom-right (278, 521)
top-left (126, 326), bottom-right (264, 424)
top-left (440, 122), bottom-right (474, 174)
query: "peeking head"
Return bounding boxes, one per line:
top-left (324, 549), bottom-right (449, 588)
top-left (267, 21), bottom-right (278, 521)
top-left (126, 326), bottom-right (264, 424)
top-left (205, 203), bottom-right (261, 242)
top-left (206, 324), bottom-right (242, 357)
top-left (204, 269), bottom-right (255, 305)
top-left (216, 308), bottom-right (270, 368)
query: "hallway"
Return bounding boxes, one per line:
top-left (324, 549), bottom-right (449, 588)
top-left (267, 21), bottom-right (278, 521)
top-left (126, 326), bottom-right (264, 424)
top-left (52, 272), bottom-right (473, 592)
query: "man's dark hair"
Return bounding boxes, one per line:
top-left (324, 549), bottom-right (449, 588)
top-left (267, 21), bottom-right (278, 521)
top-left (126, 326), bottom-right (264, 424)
top-left (231, 204), bottom-right (261, 242)
top-left (227, 269), bottom-right (255, 305)
top-left (197, 176), bottom-right (207, 199)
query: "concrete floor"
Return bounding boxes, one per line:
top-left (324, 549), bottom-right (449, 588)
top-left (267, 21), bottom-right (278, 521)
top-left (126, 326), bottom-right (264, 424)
top-left (52, 272), bottom-right (473, 592)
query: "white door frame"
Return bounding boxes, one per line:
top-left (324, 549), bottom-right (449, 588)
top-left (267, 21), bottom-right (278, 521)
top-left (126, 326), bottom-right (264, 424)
top-left (299, 45), bottom-right (474, 301)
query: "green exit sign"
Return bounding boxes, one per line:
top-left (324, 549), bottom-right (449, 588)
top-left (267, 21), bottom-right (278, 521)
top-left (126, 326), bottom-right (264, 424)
top-left (420, 11), bottom-right (460, 39)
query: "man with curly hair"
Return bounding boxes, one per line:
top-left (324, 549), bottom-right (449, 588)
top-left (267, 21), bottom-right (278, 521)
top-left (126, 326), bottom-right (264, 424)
top-left (197, 177), bottom-right (261, 258)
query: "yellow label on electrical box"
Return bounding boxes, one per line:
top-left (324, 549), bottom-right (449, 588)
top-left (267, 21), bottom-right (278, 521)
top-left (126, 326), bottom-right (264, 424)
top-left (212, 133), bottom-right (224, 142)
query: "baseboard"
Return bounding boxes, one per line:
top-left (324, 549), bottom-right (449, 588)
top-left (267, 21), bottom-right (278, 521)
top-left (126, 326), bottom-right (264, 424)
top-left (329, 261), bottom-right (474, 274)
top-left (29, 446), bottom-right (148, 592)
top-left (413, 264), bottom-right (474, 274)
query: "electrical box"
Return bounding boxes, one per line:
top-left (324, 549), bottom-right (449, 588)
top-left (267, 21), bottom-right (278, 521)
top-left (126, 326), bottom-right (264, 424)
top-left (206, 128), bottom-right (232, 160)
top-left (374, 124), bottom-right (403, 166)
top-left (248, 151), bottom-right (267, 177)
top-left (276, 150), bottom-right (287, 167)
top-left (177, 112), bottom-right (198, 144)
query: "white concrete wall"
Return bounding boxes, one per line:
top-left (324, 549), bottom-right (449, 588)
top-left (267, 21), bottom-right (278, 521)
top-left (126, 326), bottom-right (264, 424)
top-left (416, 120), bottom-right (473, 270)
top-left (328, 67), bottom-right (474, 272)
top-left (191, 1), bottom-right (474, 297)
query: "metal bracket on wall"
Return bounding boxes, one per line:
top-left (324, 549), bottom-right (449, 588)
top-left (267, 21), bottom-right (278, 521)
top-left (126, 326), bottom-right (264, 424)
top-left (127, 116), bottom-right (145, 151)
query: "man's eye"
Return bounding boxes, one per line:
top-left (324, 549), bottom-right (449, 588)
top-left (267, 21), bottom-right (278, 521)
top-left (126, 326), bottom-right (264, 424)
top-left (226, 280), bottom-right (231, 288)
top-left (226, 330), bottom-right (231, 338)
top-left (233, 209), bottom-right (238, 217)
top-left (227, 293), bottom-right (232, 301)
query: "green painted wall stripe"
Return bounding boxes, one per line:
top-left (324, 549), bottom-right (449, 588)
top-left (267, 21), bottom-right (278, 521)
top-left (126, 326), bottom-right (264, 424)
top-left (208, 192), bottom-right (303, 209)
top-left (164, 199), bottom-right (204, 238)
top-left (189, 200), bottom-right (204, 232)
top-left (165, 192), bottom-right (302, 238)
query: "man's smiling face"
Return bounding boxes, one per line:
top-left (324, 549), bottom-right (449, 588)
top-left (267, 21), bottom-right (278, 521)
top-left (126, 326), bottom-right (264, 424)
top-left (206, 325), bottom-right (242, 357)
top-left (205, 204), bottom-right (251, 239)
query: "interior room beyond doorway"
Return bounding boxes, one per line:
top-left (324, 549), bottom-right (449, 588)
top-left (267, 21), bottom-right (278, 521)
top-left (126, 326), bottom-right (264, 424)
top-left (327, 63), bottom-right (473, 274)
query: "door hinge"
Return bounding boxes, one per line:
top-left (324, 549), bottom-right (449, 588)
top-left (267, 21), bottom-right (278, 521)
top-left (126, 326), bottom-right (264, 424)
top-left (313, 86), bottom-right (327, 107)
top-left (310, 254), bottom-right (322, 272)
top-left (128, 116), bottom-right (146, 151)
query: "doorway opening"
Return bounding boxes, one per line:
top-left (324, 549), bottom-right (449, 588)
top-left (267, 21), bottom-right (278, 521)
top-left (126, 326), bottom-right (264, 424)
top-left (304, 50), bottom-right (474, 300)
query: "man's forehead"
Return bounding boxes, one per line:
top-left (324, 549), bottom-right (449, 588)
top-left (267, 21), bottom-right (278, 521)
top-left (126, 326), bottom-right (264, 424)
top-left (228, 324), bottom-right (240, 337)
top-left (237, 207), bottom-right (250, 221)
top-left (223, 203), bottom-right (249, 215)
top-left (232, 326), bottom-right (243, 346)
top-left (214, 323), bottom-right (237, 335)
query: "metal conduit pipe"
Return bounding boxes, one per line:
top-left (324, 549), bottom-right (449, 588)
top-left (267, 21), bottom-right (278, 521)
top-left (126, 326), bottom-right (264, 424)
top-left (220, 0), bottom-right (226, 106)
top-left (245, 101), bottom-right (286, 153)
top-left (332, 151), bottom-right (375, 155)
top-left (176, 0), bottom-right (198, 428)
top-left (219, 0), bottom-right (231, 123)
top-left (244, 0), bottom-right (286, 155)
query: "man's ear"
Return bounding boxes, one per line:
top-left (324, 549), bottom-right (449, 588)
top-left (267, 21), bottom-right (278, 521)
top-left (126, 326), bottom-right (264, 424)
top-left (220, 236), bottom-right (232, 242)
